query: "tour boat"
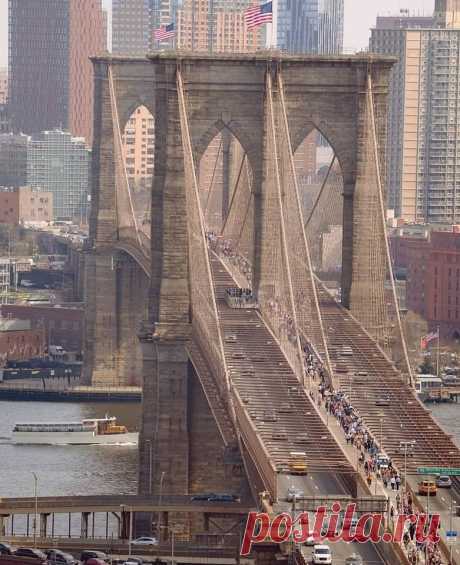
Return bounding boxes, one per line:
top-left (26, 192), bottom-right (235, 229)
top-left (11, 416), bottom-right (138, 445)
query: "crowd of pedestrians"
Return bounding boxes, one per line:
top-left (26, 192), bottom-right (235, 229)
top-left (206, 231), bottom-right (253, 285)
top-left (315, 383), bottom-right (443, 565)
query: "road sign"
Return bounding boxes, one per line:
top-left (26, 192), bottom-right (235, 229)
top-left (446, 531), bottom-right (457, 544)
top-left (417, 467), bottom-right (460, 476)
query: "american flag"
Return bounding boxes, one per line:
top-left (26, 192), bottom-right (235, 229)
top-left (245, 1), bottom-right (273, 31)
top-left (420, 329), bottom-right (439, 350)
top-left (154, 22), bottom-right (175, 41)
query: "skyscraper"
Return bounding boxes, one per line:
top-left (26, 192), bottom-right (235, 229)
top-left (8, 0), bottom-right (105, 145)
top-left (112, 0), bottom-right (154, 55)
top-left (318, 0), bottom-right (344, 54)
top-left (276, 0), bottom-right (344, 55)
top-left (370, 5), bottom-right (460, 223)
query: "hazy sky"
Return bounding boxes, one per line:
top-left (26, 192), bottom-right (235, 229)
top-left (0, 0), bottom-right (436, 68)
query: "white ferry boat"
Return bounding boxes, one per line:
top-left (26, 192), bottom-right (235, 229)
top-left (11, 416), bottom-right (138, 445)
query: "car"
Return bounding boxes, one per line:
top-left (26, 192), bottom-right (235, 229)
top-left (0, 543), bottom-right (16, 555)
top-left (418, 480), bottom-right (437, 496)
top-left (207, 494), bottom-right (240, 503)
top-left (123, 559), bottom-right (143, 565)
top-left (287, 485), bottom-right (304, 502)
top-left (131, 537), bottom-right (159, 546)
top-left (345, 554), bottom-right (364, 565)
top-left (15, 547), bottom-right (48, 560)
top-left (376, 454), bottom-right (391, 470)
top-left (80, 550), bottom-right (108, 563)
top-left (191, 493), bottom-right (216, 501)
top-left (312, 544), bottom-right (332, 564)
top-left (85, 560), bottom-right (108, 565)
top-left (45, 549), bottom-right (80, 564)
top-left (436, 475), bottom-right (452, 488)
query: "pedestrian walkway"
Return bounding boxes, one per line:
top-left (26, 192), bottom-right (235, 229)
top-left (312, 390), bottom-right (443, 564)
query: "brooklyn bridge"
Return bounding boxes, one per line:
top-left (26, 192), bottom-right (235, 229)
top-left (75, 52), bottom-right (460, 564)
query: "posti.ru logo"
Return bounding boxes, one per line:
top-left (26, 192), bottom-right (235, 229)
top-left (240, 503), bottom-right (441, 555)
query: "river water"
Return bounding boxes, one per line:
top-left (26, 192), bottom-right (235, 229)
top-left (0, 401), bottom-right (141, 499)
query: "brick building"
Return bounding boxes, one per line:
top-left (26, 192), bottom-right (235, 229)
top-left (1, 304), bottom-right (83, 354)
top-left (0, 187), bottom-right (53, 225)
top-left (0, 318), bottom-right (46, 363)
top-left (391, 227), bottom-right (460, 338)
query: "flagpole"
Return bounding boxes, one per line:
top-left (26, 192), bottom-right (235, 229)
top-left (437, 326), bottom-right (441, 378)
top-left (271, 0), bottom-right (277, 49)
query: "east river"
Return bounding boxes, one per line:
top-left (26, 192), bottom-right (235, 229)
top-left (0, 401), bottom-right (141, 498)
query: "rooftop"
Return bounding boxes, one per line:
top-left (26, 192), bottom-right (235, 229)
top-left (0, 318), bottom-right (31, 332)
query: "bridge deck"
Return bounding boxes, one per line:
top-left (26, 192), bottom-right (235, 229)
top-left (0, 495), bottom-right (253, 516)
top-left (210, 256), bottom-right (354, 476)
top-left (316, 284), bottom-right (460, 471)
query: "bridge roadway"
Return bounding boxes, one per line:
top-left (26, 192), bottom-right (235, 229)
top-left (209, 255), bottom-right (356, 494)
top-left (277, 472), bottom-right (386, 564)
top-left (0, 495), bottom-right (252, 516)
top-left (316, 283), bottom-right (460, 473)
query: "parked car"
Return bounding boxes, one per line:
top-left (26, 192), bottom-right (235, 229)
top-left (436, 475), bottom-right (452, 488)
top-left (80, 550), bottom-right (108, 563)
top-left (207, 494), bottom-right (240, 503)
top-left (191, 493), bottom-right (215, 501)
top-left (286, 485), bottom-right (304, 502)
top-left (131, 537), bottom-right (158, 546)
top-left (85, 560), bottom-right (108, 565)
top-left (418, 480), bottom-right (437, 496)
top-left (45, 549), bottom-right (80, 564)
top-left (122, 559), bottom-right (143, 565)
top-left (312, 544), bottom-right (332, 564)
top-left (14, 548), bottom-right (48, 561)
top-left (0, 543), bottom-right (16, 555)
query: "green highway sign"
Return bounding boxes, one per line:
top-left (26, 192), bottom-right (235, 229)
top-left (417, 467), bottom-right (460, 476)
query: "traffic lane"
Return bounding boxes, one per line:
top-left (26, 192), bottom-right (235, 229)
top-left (407, 476), bottom-right (459, 523)
top-left (277, 473), bottom-right (386, 565)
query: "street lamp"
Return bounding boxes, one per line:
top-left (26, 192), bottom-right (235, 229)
top-left (145, 440), bottom-right (153, 496)
top-left (157, 472), bottom-right (166, 538)
top-left (450, 499), bottom-right (457, 565)
top-left (31, 472), bottom-right (38, 548)
top-left (399, 441), bottom-right (416, 495)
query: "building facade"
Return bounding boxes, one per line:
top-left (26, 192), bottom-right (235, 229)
top-left (391, 228), bottom-right (460, 339)
top-left (8, 0), bottom-right (105, 145)
top-left (370, 8), bottom-right (460, 223)
top-left (176, 0), bottom-right (263, 53)
top-left (123, 106), bottom-right (155, 192)
top-left (112, 0), bottom-right (181, 54)
top-left (0, 318), bottom-right (46, 363)
top-left (435, 0), bottom-right (460, 27)
top-left (0, 133), bottom-right (29, 188)
top-left (27, 130), bottom-right (90, 222)
top-left (0, 69), bottom-right (7, 105)
top-left (0, 187), bottom-right (53, 225)
top-left (1, 304), bottom-right (84, 354)
top-left (276, 0), bottom-right (343, 55)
